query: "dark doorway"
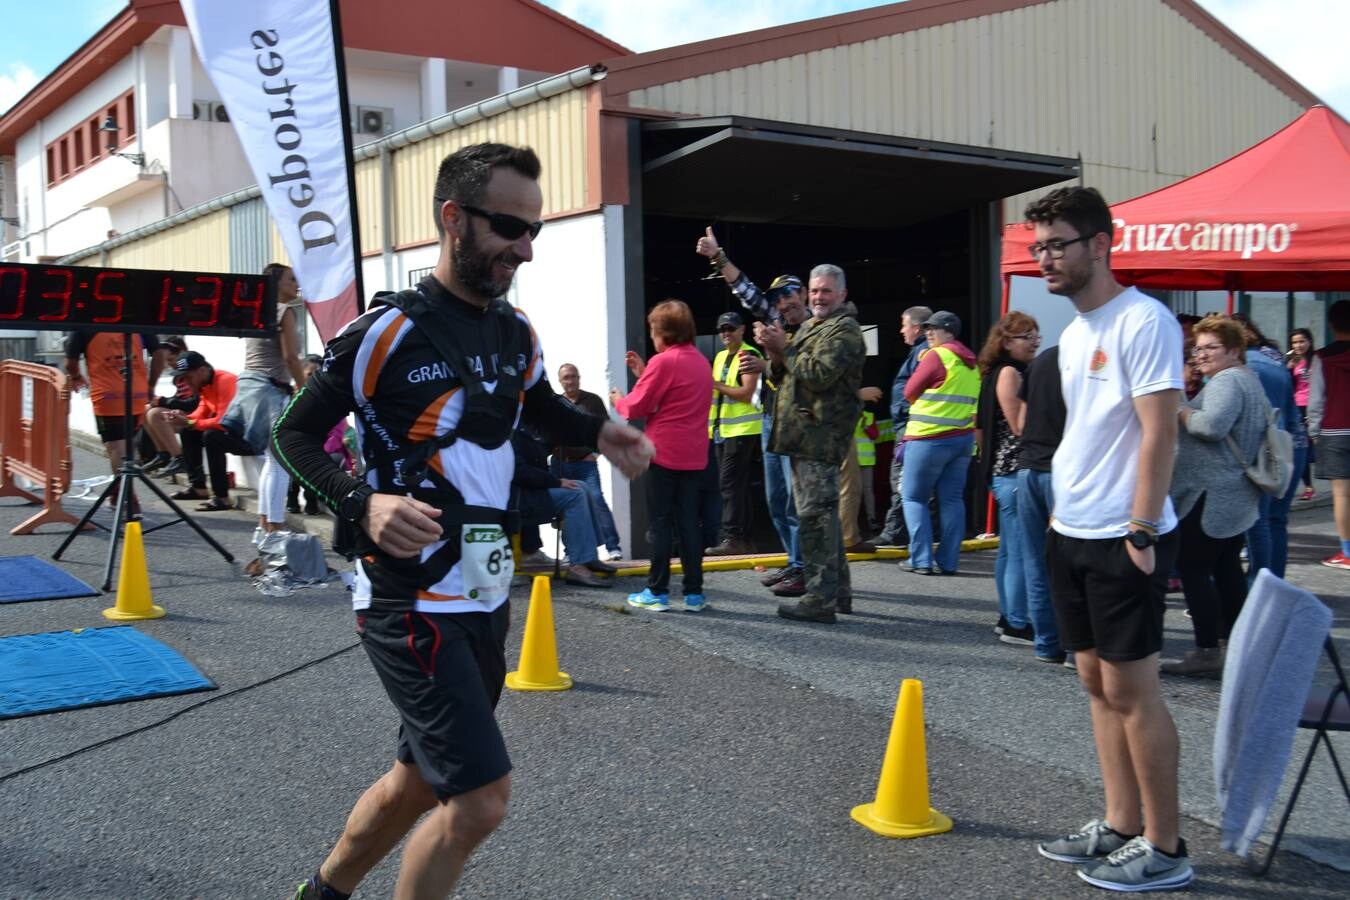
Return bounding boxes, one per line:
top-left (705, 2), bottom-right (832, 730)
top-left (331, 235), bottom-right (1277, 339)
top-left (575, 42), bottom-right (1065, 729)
top-left (624, 116), bottom-right (1078, 554)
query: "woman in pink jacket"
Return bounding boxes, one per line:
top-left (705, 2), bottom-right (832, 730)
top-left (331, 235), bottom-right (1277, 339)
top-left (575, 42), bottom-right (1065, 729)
top-left (610, 300), bottom-right (714, 612)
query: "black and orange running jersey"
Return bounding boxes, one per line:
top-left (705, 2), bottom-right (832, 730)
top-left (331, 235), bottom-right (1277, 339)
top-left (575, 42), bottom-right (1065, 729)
top-left (274, 277), bottom-right (604, 613)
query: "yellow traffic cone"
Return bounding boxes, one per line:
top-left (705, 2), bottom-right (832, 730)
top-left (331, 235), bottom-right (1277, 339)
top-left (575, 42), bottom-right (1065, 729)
top-left (103, 520), bottom-right (165, 621)
top-left (505, 575), bottom-right (572, 691)
top-left (851, 678), bottom-right (952, 838)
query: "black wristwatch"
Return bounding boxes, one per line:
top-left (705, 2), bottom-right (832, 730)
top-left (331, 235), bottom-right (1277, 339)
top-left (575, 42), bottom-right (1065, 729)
top-left (339, 484), bottom-right (375, 525)
top-left (1125, 529), bottom-right (1158, 549)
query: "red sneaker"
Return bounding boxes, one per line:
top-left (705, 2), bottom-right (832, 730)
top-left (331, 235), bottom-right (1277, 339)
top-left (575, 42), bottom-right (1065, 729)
top-left (1321, 552), bottom-right (1350, 571)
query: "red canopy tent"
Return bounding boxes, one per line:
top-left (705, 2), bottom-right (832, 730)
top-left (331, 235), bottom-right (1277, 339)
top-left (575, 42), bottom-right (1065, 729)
top-left (1000, 106), bottom-right (1350, 307)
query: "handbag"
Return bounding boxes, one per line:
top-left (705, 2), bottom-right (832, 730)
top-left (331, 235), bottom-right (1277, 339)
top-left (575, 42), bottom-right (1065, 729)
top-left (1224, 403), bottom-right (1294, 496)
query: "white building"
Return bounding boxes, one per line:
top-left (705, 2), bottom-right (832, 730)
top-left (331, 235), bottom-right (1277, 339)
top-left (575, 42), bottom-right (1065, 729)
top-left (0, 0), bottom-right (626, 360)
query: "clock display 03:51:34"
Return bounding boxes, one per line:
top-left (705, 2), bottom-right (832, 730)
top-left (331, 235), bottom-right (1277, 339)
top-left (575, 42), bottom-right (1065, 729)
top-left (0, 263), bottom-right (273, 333)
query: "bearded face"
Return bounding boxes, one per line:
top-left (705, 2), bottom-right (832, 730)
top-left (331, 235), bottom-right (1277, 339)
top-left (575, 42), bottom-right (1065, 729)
top-left (452, 220), bottom-right (523, 299)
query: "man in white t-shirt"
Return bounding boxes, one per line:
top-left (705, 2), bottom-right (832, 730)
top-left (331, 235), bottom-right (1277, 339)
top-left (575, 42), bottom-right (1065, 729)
top-left (1023, 187), bottom-right (1192, 893)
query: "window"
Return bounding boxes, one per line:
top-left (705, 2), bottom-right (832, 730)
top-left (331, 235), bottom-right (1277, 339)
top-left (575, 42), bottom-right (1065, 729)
top-left (122, 94), bottom-right (135, 142)
top-left (43, 87), bottom-right (135, 185)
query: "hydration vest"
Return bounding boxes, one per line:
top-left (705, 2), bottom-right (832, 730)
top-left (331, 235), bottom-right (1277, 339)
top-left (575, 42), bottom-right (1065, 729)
top-left (332, 287), bottom-right (527, 560)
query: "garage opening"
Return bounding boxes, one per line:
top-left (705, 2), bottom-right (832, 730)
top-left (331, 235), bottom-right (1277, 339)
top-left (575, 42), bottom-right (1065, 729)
top-left (627, 116), bottom-right (1077, 554)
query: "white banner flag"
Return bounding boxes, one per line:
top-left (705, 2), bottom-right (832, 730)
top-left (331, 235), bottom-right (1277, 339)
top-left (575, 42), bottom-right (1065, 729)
top-left (181, 0), bottom-right (361, 344)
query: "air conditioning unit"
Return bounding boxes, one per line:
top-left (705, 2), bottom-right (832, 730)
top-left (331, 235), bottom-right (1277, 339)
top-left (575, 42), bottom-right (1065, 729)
top-left (210, 101), bottom-right (230, 123)
top-left (357, 106), bottom-right (393, 135)
top-left (191, 100), bottom-right (211, 121)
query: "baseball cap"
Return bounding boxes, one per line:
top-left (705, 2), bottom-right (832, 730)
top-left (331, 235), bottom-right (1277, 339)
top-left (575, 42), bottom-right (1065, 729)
top-left (923, 310), bottom-right (962, 337)
top-left (174, 350), bottom-right (209, 373)
top-left (716, 311), bottom-right (744, 329)
top-left (766, 274), bottom-right (803, 299)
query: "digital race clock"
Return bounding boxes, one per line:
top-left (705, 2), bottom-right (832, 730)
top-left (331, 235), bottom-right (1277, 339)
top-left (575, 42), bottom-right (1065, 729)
top-left (0, 262), bottom-right (277, 337)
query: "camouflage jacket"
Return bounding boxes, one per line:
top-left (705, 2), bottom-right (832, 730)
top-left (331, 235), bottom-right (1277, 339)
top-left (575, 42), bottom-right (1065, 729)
top-left (768, 301), bottom-right (865, 465)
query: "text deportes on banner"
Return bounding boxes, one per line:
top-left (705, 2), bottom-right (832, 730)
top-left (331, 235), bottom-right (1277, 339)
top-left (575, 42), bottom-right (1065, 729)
top-left (179, 0), bottom-right (360, 344)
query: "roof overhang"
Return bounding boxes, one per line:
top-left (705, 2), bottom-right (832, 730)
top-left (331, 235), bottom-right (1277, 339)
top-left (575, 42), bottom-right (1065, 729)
top-left (641, 116), bottom-right (1078, 228)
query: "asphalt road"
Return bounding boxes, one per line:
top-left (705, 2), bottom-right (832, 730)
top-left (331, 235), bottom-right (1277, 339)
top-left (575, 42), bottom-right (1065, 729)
top-left (1, 446), bottom-right (1347, 898)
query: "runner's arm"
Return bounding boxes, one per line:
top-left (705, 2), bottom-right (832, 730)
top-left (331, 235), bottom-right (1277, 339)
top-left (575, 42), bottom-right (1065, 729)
top-left (521, 377), bottom-right (605, 452)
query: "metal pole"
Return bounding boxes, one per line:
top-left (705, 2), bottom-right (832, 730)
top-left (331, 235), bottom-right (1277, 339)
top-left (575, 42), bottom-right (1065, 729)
top-left (328, 0), bottom-right (365, 314)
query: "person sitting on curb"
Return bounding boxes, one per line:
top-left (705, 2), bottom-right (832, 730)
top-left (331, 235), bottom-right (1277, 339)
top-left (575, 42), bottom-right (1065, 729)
top-left (149, 351), bottom-right (241, 511)
top-left (512, 428), bottom-right (616, 588)
top-left (141, 370), bottom-right (200, 474)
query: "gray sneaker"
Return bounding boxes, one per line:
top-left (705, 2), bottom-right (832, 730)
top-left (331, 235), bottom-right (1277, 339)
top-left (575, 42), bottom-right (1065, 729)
top-left (1038, 819), bottom-right (1134, 863)
top-left (1077, 836), bottom-right (1193, 892)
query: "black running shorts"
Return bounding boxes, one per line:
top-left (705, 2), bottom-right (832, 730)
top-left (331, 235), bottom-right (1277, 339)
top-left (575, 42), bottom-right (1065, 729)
top-left (356, 604), bottom-right (512, 799)
top-left (1047, 529), bottom-right (1180, 662)
top-left (96, 413), bottom-right (143, 444)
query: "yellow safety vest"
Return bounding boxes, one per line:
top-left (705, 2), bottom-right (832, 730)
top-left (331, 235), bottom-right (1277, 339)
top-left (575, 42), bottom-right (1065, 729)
top-left (904, 346), bottom-right (979, 439)
top-left (709, 345), bottom-right (763, 439)
top-left (854, 411), bottom-right (876, 466)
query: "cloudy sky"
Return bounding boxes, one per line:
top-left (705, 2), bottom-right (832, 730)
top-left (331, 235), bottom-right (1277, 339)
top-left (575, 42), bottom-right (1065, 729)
top-left (1, 1), bottom-right (1345, 118)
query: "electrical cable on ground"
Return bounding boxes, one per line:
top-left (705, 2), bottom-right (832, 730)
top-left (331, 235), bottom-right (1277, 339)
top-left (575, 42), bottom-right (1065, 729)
top-left (0, 640), bottom-right (361, 784)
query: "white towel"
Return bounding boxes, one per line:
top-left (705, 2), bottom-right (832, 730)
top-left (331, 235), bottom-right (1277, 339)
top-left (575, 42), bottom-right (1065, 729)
top-left (1213, 569), bottom-right (1332, 855)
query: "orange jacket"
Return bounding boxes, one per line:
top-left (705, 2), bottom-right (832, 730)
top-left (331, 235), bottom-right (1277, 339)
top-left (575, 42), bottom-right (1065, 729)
top-left (189, 370), bottom-right (238, 432)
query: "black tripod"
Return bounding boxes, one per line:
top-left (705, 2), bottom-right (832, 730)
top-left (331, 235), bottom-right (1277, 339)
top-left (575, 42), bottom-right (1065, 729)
top-left (53, 332), bottom-right (234, 590)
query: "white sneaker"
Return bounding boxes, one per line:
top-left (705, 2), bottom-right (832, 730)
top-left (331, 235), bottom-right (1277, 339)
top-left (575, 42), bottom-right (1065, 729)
top-left (607, 549), bottom-right (623, 561)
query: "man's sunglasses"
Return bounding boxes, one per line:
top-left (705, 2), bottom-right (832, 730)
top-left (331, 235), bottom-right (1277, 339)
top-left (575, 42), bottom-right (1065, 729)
top-left (439, 197), bottom-right (543, 241)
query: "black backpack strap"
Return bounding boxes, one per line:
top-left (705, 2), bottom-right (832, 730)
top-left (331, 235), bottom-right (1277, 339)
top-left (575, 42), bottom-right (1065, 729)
top-left (380, 288), bottom-right (485, 397)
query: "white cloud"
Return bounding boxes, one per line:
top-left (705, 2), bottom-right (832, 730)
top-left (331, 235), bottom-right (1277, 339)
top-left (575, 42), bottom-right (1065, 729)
top-left (0, 63), bottom-right (39, 117)
top-left (1194, 0), bottom-right (1350, 117)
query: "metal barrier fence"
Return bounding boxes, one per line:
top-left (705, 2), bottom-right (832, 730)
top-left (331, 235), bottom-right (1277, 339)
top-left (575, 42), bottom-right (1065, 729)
top-left (0, 360), bottom-right (80, 534)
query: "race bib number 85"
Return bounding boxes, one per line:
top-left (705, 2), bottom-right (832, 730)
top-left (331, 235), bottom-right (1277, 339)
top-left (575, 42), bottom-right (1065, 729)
top-left (460, 524), bottom-right (514, 600)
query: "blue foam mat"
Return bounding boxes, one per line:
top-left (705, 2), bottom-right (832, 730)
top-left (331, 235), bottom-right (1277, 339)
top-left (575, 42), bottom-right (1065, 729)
top-left (0, 555), bottom-right (99, 603)
top-left (0, 626), bottom-right (215, 719)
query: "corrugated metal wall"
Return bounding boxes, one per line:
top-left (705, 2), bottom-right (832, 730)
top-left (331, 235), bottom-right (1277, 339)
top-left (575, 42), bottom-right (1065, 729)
top-left (391, 91), bottom-right (586, 247)
top-left (627, 0), bottom-right (1306, 221)
top-left (229, 197), bottom-right (270, 275)
top-left (104, 209), bottom-right (231, 271)
top-left (355, 155), bottom-right (383, 252)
